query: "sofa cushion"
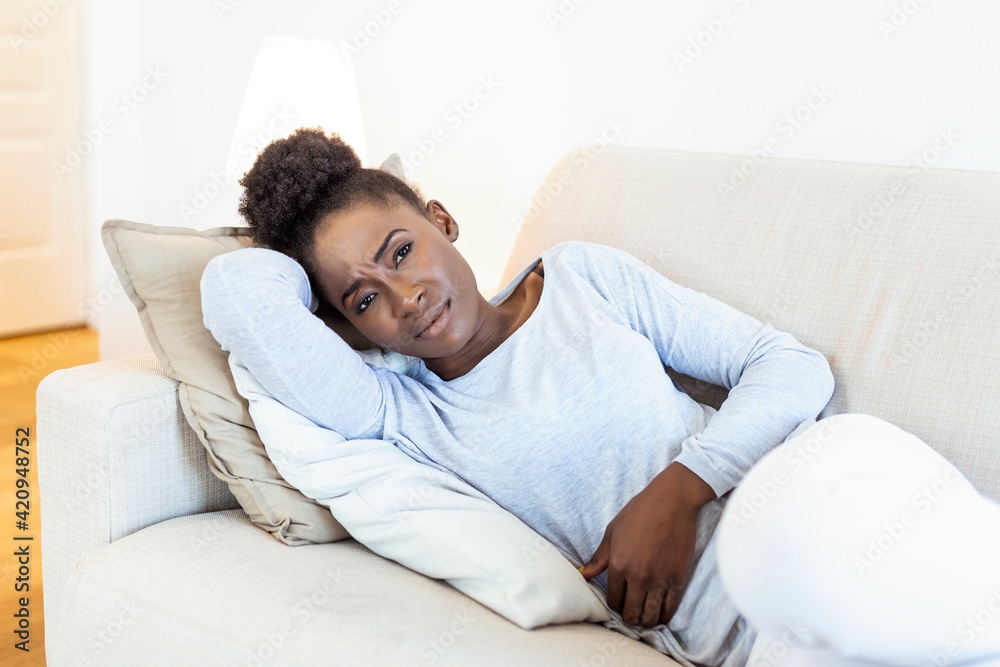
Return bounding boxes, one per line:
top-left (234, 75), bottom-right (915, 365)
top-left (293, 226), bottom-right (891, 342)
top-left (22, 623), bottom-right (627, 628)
top-left (49, 510), bottom-right (678, 666)
top-left (502, 146), bottom-right (1000, 503)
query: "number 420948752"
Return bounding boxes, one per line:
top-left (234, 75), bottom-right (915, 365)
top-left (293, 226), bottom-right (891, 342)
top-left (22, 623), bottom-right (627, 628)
top-left (15, 427), bottom-right (30, 530)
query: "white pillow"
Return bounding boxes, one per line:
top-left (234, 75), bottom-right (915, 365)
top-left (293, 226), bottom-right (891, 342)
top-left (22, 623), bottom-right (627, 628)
top-left (227, 350), bottom-right (611, 630)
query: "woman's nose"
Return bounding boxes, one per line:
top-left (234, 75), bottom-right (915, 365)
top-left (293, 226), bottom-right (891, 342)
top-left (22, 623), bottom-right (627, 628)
top-left (396, 281), bottom-right (424, 316)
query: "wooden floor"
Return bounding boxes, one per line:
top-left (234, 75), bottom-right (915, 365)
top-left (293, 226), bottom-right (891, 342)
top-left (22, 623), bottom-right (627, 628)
top-left (0, 326), bottom-right (100, 667)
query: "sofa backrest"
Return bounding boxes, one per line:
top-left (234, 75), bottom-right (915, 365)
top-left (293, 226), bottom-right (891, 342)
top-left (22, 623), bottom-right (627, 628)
top-left (502, 145), bottom-right (1000, 502)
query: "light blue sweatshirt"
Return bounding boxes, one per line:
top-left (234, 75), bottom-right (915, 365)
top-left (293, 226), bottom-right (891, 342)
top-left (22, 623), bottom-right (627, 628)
top-left (201, 240), bottom-right (835, 667)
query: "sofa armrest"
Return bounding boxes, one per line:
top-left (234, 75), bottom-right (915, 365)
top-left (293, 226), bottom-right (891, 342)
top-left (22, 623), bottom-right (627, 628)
top-left (37, 352), bottom-right (239, 641)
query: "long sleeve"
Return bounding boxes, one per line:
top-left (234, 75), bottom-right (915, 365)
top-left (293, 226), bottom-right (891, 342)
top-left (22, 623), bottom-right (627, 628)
top-left (596, 244), bottom-right (835, 498)
top-left (200, 246), bottom-right (385, 440)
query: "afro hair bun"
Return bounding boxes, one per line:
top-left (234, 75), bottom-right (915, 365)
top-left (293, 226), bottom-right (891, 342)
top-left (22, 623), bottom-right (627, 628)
top-left (238, 126), bottom-right (362, 254)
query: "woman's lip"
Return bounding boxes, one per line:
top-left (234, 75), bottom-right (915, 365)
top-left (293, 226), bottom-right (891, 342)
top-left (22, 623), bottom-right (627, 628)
top-left (418, 300), bottom-right (451, 339)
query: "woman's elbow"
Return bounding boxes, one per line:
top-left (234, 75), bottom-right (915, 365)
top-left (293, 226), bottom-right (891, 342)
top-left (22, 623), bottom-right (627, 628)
top-left (803, 347), bottom-right (836, 414)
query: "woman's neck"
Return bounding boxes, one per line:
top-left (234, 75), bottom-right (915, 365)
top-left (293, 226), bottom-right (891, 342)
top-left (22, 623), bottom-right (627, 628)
top-left (424, 265), bottom-right (543, 381)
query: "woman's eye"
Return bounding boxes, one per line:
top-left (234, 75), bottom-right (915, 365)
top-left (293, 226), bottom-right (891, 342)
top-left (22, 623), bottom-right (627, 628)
top-left (356, 242), bottom-right (412, 315)
top-left (356, 294), bottom-right (372, 315)
top-left (395, 241), bottom-right (412, 266)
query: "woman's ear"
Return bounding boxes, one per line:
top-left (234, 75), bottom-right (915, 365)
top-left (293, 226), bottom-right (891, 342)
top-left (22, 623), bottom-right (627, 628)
top-left (426, 200), bottom-right (458, 242)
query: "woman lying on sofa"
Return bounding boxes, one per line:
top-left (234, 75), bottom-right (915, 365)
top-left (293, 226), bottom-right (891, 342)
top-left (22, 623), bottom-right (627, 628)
top-left (201, 127), bottom-right (1000, 667)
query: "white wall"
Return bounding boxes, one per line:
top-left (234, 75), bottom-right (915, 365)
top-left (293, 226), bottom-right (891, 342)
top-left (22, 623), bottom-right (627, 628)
top-left (84, 0), bottom-right (1000, 360)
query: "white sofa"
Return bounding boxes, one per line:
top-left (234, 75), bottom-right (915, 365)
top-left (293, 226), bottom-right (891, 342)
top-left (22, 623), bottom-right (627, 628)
top-left (38, 145), bottom-right (1000, 666)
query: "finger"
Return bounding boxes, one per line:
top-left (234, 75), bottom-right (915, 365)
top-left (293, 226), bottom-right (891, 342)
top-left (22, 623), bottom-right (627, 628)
top-left (641, 585), bottom-right (667, 628)
top-left (579, 536), bottom-right (610, 579)
top-left (606, 565), bottom-right (626, 615)
top-left (660, 583), bottom-right (682, 625)
top-left (621, 580), bottom-right (648, 626)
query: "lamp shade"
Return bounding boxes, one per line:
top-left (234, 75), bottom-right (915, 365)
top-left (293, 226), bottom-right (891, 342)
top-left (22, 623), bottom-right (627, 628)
top-left (226, 36), bottom-right (368, 181)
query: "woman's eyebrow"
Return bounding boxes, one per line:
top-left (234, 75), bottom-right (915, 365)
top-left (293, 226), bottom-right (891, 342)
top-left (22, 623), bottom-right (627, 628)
top-left (340, 228), bottom-right (408, 308)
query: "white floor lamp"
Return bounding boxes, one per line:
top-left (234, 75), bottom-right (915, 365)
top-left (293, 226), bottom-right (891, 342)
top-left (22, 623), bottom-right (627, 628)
top-left (226, 36), bottom-right (369, 183)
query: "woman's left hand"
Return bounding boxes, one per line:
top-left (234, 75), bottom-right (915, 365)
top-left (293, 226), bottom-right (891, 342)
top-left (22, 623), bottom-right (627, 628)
top-left (579, 462), bottom-right (715, 629)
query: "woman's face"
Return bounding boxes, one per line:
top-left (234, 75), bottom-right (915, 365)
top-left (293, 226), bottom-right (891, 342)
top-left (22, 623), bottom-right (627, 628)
top-left (311, 199), bottom-right (481, 359)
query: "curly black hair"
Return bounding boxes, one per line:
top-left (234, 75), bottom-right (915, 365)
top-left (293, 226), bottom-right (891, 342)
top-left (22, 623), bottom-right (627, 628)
top-left (237, 126), bottom-right (428, 283)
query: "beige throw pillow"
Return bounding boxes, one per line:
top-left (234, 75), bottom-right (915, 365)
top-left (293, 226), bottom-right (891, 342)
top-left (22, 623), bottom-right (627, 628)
top-left (101, 219), bottom-right (353, 544)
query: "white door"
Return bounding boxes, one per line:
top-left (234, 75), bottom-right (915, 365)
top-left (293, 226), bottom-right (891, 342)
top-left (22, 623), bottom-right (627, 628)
top-left (0, 0), bottom-right (87, 338)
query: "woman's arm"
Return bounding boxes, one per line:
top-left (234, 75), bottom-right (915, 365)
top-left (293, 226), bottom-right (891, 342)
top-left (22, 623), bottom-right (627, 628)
top-left (579, 242), bottom-right (835, 628)
top-left (200, 246), bottom-right (385, 440)
top-left (597, 243), bottom-right (835, 497)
